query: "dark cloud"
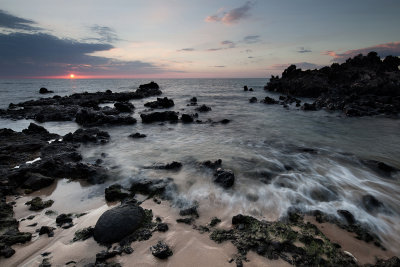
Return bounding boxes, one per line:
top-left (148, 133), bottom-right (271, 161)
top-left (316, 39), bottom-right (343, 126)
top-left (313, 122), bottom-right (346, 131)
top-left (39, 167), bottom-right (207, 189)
top-left (177, 48), bottom-right (195, 52)
top-left (89, 25), bottom-right (119, 43)
top-left (0, 9), bottom-right (41, 31)
top-left (221, 40), bottom-right (235, 48)
top-left (323, 42), bottom-right (400, 62)
top-left (0, 32), bottom-right (161, 77)
top-left (205, 1), bottom-right (254, 25)
top-left (213, 65), bottom-right (225, 68)
top-left (297, 47), bottom-right (312, 53)
top-left (248, 56), bottom-right (254, 58)
top-left (207, 48), bottom-right (224, 52)
top-left (243, 35), bottom-right (260, 44)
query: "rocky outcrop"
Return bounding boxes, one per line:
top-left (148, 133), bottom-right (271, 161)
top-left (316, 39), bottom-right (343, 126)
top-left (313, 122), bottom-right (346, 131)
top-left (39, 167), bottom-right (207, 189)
top-left (195, 104), bottom-right (212, 112)
top-left (213, 168), bottom-right (235, 188)
top-left (264, 52), bottom-right (400, 117)
top-left (140, 111), bottom-right (178, 123)
top-left (150, 241), bottom-right (173, 259)
top-left (75, 109), bottom-right (136, 127)
top-left (144, 97), bottom-right (174, 109)
top-left (39, 88), bottom-right (53, 94)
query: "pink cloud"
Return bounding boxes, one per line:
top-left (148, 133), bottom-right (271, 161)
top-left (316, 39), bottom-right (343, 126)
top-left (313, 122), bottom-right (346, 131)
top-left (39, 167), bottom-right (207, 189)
top-left (205, 1), bottom-right (253, 25)
top-left (323, 42), bottom-right (400, 62)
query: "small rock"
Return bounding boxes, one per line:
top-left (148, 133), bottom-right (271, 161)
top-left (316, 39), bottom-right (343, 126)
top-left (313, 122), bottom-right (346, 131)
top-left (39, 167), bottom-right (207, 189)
top-left (129, 132), bottom-right (146, 138)
top-left (150, 241), bottom-right (173, 259)
top-left (213, 168), bottom-right (235, 188)
top-left (157, 223), bottom-right (169, 232)
top-left (39, 88), bottom-right (54, 94)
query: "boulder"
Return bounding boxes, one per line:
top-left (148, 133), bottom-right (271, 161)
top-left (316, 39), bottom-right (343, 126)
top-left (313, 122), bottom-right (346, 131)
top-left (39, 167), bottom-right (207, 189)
top-left (213, 168), bottom-right (235, 188)
top-left (114, 102), bottom-right (134, 113)
top-left (140, 111), bottom-right (178, 123)
top-left (262, 96), bottom-right (278, 104)
top-left (21, 172), bottom-right (55, 191)
top-left (144, 97), bottom-right (174, 109)
top-left (150, 241), bottom-right (173, 259)
top-left (105, 184), bottom-right (129, 202)
top-left (180, 114), bottom-right (194, 123)
top-left (129, 132), bottom-right (146, 138)
top-left (195, 104), bottom-right (212, 112)
top-left (249, 97), bottom-right (258, 103)
top-left (75, 109), bottom-right (137, 127)
top-left (93, 203), bottom-right (145, 244)
top-left (39, 88), bottom-right (54, 94)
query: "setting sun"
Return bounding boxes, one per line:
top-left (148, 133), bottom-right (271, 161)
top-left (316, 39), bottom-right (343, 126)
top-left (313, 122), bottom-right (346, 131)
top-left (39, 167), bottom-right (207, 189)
top-left (69, 74), bottom-right (75, 79)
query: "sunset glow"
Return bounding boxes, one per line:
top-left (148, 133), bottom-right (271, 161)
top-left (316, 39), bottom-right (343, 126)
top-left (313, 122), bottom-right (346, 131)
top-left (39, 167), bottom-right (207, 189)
top-left (69, 74), bottom-right (75, 79)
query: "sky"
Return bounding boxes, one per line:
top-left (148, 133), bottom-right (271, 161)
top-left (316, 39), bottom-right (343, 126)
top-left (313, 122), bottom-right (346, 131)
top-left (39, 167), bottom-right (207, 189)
top-left (0, 0), bottom-right (399, 79)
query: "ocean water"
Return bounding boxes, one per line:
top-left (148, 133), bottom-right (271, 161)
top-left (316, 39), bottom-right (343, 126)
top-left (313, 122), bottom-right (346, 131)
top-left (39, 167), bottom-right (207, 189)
top-left (1, 78), bottom-right (400, 252)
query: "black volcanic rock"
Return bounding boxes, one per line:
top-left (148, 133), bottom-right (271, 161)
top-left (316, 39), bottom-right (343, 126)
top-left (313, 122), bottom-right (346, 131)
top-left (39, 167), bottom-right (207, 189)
top-left (213, 168), bottom-right (235, 188)
top-left (264, 52), bottom-right (400, 117)
top-left (139, 81), bottom-right (159, 90)
top-left (144, 97), bottom-right (174, 109)
top-left (195, 104), bottom-right (212, 112)
top-left (114, 102), bottom-right (134, 113)
top-left (262, 96), bottom-right (278, 104)
top-left (140, 111), bottom-right (178, 123)
top-left (39, 88), bottom-right (53, 94)
top-left (129, 132), bottom-right (146, 138)
top-left (150, 241), bottom-right (173, 259)
top-left (75, 109), bottom-right (137, 127)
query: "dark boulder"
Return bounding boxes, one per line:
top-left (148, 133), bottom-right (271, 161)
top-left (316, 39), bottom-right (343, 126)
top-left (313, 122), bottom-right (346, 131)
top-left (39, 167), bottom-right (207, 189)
top-left (301, 103), bottom-right (317, 111)
top-left (130, 177), bottom-right (173, 196)
top-left (213, 168), bottom-right (235, 188)
top-left (25, 197), bottom-right (54, 211)
top-left (150, 241), bottom-right (173, 259)
top-left (201, 159), bottom-right (222, 169)
top-left (156, 223), bottom-right (169, 232)
top-left (39, 88), bottom-right (54, 94)
top-left (128, 132), bottom-right (146, 138)
top-left (39, 226), bottom-right (55, 237)
top-left (114, 102), bottom-right (134, 113)
top-left (140, 111), bottom-right (178, 123)
top-left (73, 226), bottom-right (94, 242)
top-left (190, 97), bottom-right (197, 103)
top-left (138, 81), bottom-right (159, 90)
top-left (75, 109), bottom-right (137, 127)
top-left (195, 104), bottom-right (212, 112)
top-left (249, 97), bottom-right (258, 103)
top-left (337, 210), bottom-right (355, 225)
top-left (243, 86), bottom-right (248, 91)
top-left (93, 203), bottom-right (145, 244)
top-left (262, 96), bottom-right (278, 104)
top-left (21, 172), bottom-right (55, 191)
top-left (63, 128), bottom-right (110, 144)
top-left (180, 114), bottom-right (194, 123)
top-left (362, 194), bottom-right (385, 213)
top-left (22, 123), bottom-right (49, 135)
top-left (144, 97), bottom-right (174, 109)
top-left (56, 214), bottom-right (73, 227)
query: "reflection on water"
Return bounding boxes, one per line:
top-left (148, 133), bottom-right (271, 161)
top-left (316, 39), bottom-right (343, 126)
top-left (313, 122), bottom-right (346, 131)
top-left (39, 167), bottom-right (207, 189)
top-left (1, 78), bottom-right (400, 253)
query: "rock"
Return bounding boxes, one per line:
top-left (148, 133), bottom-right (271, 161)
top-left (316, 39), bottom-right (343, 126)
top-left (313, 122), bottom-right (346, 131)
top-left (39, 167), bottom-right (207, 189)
top-left (337, 210), bottom-right (356, 225)
top-left (243, 86), bottom-right (248, 91)
top-left (39, 226), bottom-right (55, 237)
top-left (157, 223), bottom-right (169, 232)
top-left (105, 184), bottom-right (129, 202)
top-left (150, 241), bottom-right (173, 259)
top-left (114, 102), bottom-right (134, 113)
top-left (209, 217), bottom-right (221, 227)
top-left (190, 97), bottom-right (197, 103)
top-left (39, 88), bottom-right (54, 94)
top-left (150, 161), bottom-right (182, 170)
top-left (0, 245), bottom-right (15, 258)
top-left (63, 128), bottom-right (110, 144)
top-left (130, 177), bottom-right (173, 196)
top-left (93, 203), bottom-right (145, 244)
top-left (73, 227), bottom-right (94, 242)
top-left (25, 197), bottom-right (54, 211)
top-left (180, 114), bottom-right (194, 123)
top-left (39, 258), bottom-right (51, 267)
top-left (249, 88), bottom-right (254, 91)
top-left (213, 168), bottom-right (235, 188)
top-left (195, 104), bottom-right (212, 112)
top-left (249, 97), bottom-right (258, 103)
top-left (95, 250), bottom-right (121, 263)
top-left (21, 173), bottom-right (55, 191)
top-left (140, 111), bottom-right (178, 123)
top-left (138, 81), bottom-right (159, 90)
top-left (56, 214), bottom-right (73, 227)
top-left (75, 109), bottom-right (137, 127)
top-left (262, 96), bottom-right (278, 104)
top-left (374, 256), bottom-right (400, 267)
top-left (176, 217), bottom-right (194, 224)
top-left (201, 159), bottom-right (222, 169)
top-left (362, 194), bottom-right (384, 213)
top-left (220, 119), bottom-right (230, 124)
top-left (129, 132), bottom-right (146, 138)
top-left (144, 97), bottom-right (174, 109)
top-left (302, 102), bottom-right (317, 111)
top-left (22, 123), bottom-right (49, 135)
top-left (179, 206), bottom-right (198, 217)
top-left (309, 187), bottom-right (338, 202)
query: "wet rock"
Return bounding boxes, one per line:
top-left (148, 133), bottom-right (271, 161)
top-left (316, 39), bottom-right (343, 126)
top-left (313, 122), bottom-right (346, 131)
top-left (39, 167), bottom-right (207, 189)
top-left (150, 241), bottom-right (173, 259)
top-left (180, 114), bottom-right (194, 123)
top-left (138, 81), bottom-right (159, 90)
top-left (179, 206), bottom-right (199, 217)
top-left (129, 177), bottom-right (173, 196)
top-left (243, 86), bottom-right (248, 91)
top-left (249, 88), bottom-right (254, 91)
top-left (213, 168), bottom-right (235, 188)
top-left (209, 217), bottom-right (221, 227)
top-left (162, 161), bottom-right (182, 170)
top-left (249, 97), bottom-right (258, 103)
top-left (39, 226), bottom-right (55, 237)
top-left (156, 223), bottom-right (169, 232)
top-left (96, 250), bottom-right (121, 263)
top-left (105, 184), bottom-right (129, 202)
top-left (362, 160), bottom-right (399, 177)
top-left (0, 245), bottom-right (15, 258)
top-left (22, 123), bottom-right (49, 135)
top-left (309, 187), bottom-right (338, 202)
top-left (374, 256), bottom-right (400, 267)
top-left (39, 258), bottom-right (51, 267)
top-left (262, 96), bottom-right (278, 104)
top-left (302, 103), bottom-right (317, 111)
top-left (73, 227), bottom-right (94, 242)
top-left (39, 88), bottom-right (54, 94)
top-left (0, 228), bottom-right (32, 246)
top-left (362, 194), bottom-right (384, 213)
top-left (220, 119), bottom-right (231, 124)
top-left (195, 104), bottom-right (212, 112)
top-left (176, 217), bottom-right (194, 224)
top-left (56, 214), bottom-right (73, 227)
top-left (75, 109), bottom-right (137, 127)
top-left (63, 128), bottom-right (110, 144)
top-left (140, 111), bottom-right (179, 123)
top-left (337, 210), bottom-right (356, 225)
top-left (129, 132), bottom-right (146, 138)
top-left (25, 197), bottom-right (54, 211)
top-left (201, 159), bottom-right (222, 169)
top-left (114, 102), bottom-right (134, 113)
top-left (93, 203), bottom-right (145, 244)
top-left (190, 97), bottom-right (197, 103)
top-left (144, 97), bottom-right (174, 109)
top-left (21, 172), bottom-right (55, 191)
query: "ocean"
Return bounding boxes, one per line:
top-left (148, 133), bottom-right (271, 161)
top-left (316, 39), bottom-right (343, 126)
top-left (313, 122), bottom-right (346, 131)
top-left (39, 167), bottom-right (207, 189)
top-left (1, 78), bottom-right (400, 253)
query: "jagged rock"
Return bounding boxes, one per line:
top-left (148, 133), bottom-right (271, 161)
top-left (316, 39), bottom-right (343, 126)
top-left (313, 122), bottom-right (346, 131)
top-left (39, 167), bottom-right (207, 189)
top-left (39, 88), bottom-right (54, 94)
top-left (140, 111), bottom-right (178, 123)
top-left (213, 168), bottom-right (235, 188)
top-left (201, 159), bottom-right (222, 169)
top-left (138, 81), bottom-right (159, 90)
top-left (75, 109), bottom-right (136, 127)
top-left (156, 223), bottom-right (169, 232)
top-left (180, 114), bottom-right (194, 123)
top-left (150, 241), bottom-right (173, 259)
top-left (130, 177), bottom-right (173, 196)
top-left (25, 197), bottom-right (54, 211)
top-left (249, 97), bottom-right (258, 103)
top-left (73, 227), bottom-right (94, 242)
top-left (144, 97), bottom-right (174, 109)
top-left (39, 226), bottom-right (55, 237)
top-left (262, 96), bottom-right (278, 104)
top-left (63, 128), bottom-right (110, 144)
top-left (243, 86), bottom-right (248, 91)
top-left (195, 104), bottom-right (212, 112)
top-left (129, 132), bottom-right (146, 138)
top-left (21, 172), bottom-right (55, 191)
top-left (114, 102), bottom-right (134, 113)
top-left (56, 214), bottom-right (73, 227)
top-left (105, 184), bottom-right (129, 202)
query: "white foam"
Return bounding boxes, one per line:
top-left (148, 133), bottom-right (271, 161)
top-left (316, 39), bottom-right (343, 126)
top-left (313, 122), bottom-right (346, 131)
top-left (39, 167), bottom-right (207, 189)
top-left (26, 157), bottom-right (41, 164)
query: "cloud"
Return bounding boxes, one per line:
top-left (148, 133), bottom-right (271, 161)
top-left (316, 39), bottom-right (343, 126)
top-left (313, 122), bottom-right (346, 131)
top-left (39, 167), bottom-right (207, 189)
top-left (207, 48), bottom-right (224, 52)
top-left (177, 48), bottom-right (195, 52)
top-left (297, 47), bottom-right (312, 53)
top-left (0, 9), bottom-right (41, 31)
top-left (248, 56), bottom-right (254, 58)
top-left (323, 42), bottom-right (400, 62)
top-left (89, 25), bottom-right (119, 43)
top-left (243, 35), bottom-right (260, 44)
top-left (213, 65), bottom-right (225, 68)
top-left (0, 32), bottom-right (161, 77)
top-left (205, 1), bottom-right (254, 25)
top-left (221, 40), bottom-right (235, 48)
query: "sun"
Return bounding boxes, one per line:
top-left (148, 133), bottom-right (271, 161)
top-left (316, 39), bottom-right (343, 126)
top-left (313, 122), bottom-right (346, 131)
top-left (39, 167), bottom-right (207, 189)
top-left (69, 74), bottom-right (75, 79)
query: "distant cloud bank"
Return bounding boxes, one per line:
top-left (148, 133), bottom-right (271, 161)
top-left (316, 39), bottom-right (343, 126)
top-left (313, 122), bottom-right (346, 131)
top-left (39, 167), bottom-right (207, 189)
top-left (324, 42), bottom-right (400, 62)
top-left (205, 1), bottom-right (254, 25)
